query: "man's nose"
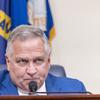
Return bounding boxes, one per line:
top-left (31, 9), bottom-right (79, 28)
top-left (26, 62), bottom-right (37, 76)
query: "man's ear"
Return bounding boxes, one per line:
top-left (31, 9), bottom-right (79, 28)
top-left (47, 53), bottom-right (51, 64)
top-left (48, 57), bottom-right (50, 63)
top-left (47, 57), bottom-right (51, 70)
top-left (5, 56), bottom-right (10, 71)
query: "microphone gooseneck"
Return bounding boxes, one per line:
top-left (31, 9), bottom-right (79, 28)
top-left (28, 81), bottom-right (38, 92)
top-left (28, 81), bottom-right (92, 95)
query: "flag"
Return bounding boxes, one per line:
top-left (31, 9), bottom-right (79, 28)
top-left (27, 0), bottom-right (56, 41)
top-left (45, 0), bottom-right (56, 42)
top-left (0, 0), bottom-right (55, 64)
top-left (0, 0), bottom-right (28, 64)
top-left (0, 0), bottom-right (11, 64)
top-left (10, 0), bottom-right (28, 30)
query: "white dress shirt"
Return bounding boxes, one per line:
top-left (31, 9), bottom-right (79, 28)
top-left (18, 82), bottom-right (47, 96)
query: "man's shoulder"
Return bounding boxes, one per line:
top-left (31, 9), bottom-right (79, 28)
top-left (46, 74), bottom-right (86, 92)
top-left (57, 76), bottom-right (83, 85)
top-left (0, 69), bottom-right (18, 95)
top-left (0, 69), bottom-right (9, 83)
top-left (47, 73), bottom-right (83, 84)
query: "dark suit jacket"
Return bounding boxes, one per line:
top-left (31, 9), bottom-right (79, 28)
top-left (0, 70), bottom-right (86, 95)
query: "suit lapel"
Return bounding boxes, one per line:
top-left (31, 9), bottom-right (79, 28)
top-left (45, 73), bottom-right (61, 94)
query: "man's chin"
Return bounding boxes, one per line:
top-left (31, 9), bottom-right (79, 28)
top-left (18, 81), bottom-right (30, 92)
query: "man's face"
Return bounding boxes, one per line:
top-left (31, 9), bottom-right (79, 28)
top-left (6, 38), bottom-right (50, 92)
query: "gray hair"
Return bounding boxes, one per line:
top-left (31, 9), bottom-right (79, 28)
top-left (6, 25), bottom-right (51, 56)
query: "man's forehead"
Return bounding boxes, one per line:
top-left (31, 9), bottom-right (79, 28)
top-left (12, 52), bottom-right (47, 59)
top-left (15, 53), bottom-right (46, 57)
top-left (13, 38), bottom-right (44, 49)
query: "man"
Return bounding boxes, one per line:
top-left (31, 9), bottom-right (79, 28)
top-left (0, 25), bottom-right (86, 95)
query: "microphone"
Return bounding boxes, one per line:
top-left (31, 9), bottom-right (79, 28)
top-left (28, 81), bottom-right (38, 93)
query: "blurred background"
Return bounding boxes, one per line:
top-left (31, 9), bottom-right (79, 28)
top-left (50, 0), bottom-right (100, 94)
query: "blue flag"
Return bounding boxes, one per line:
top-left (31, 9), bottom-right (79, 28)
top-left (10, 0), bottom-right (28, 30)
top-left (0, 0), bottom-right (10, 64)
top-left (0, 0), bottom-right (55, 64)
top-left (0, 0), bottom-right (28, 64)
top-left (46, 0), bottom-right (55, 42)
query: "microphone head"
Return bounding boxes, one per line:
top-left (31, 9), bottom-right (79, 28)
top-left (28, 81), bottom-right (38, 92)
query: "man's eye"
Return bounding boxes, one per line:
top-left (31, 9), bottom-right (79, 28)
top-left (16, 59), bottom-right (28, 65)
top-left (34, 59), bottom-right (44, 65)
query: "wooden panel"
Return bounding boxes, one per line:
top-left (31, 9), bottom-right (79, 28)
top-left (0, 95), bottom-right (100, 100)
